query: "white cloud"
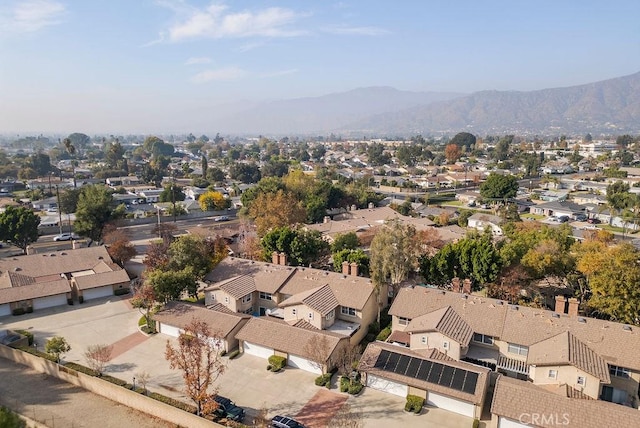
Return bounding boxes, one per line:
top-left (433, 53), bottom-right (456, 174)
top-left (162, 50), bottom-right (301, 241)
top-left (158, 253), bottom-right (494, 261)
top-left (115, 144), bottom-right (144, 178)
top-left (260, 68), bottom-right (299, 78)
top-left (0, 0), bottom-right (66, 34)
top-left (191, 66), bottom-right (247, 83)
top-left (323, 26), bottom-right (389, 36)
top-left (161, 2), bottom-right (307, 41)
top-left (185, 56), bottom-right (212, 65)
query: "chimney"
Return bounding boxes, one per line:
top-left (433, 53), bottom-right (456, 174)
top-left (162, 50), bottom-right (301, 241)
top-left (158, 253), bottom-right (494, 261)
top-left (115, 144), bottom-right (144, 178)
top-left (272, 251), bottom-right (279, 265)
top-left (567, 298), bottom-right (579, 317)
top-left (351, 204), bottom-right (357, 211)
top-left (323, 216), bottom-right (330, 223)
top-left (451, 277), bottom-right (461, 293)
top-left (279, 252), bottom-right (287, 266)
top-left (350, 262), bottom-right (359, 277)
top-left (342, 261), bottom-right (350, 275)
top-left (555, 295), bottom-right (567, 314)
top-left (462, 279), bottom-right (472, 294)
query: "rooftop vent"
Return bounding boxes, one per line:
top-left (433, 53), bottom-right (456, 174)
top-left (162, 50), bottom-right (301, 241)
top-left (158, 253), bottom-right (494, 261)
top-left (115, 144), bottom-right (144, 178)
top-left (623, 325), bottom-right (632, 332)
top-left (14, 267), bottom-right (21, 272)
top-left (98, 256), bottom-right (103, 260)
top-left (497, 301), bottom-right (504, 305)
top-left (577, 317), bottom-right (586, 323)
top-left (552, 313), bottom-right (560, 318)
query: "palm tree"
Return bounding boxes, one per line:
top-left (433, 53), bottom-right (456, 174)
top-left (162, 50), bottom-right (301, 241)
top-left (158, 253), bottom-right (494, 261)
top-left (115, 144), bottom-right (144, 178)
top-left (63, 138), bottom-right (77, 188)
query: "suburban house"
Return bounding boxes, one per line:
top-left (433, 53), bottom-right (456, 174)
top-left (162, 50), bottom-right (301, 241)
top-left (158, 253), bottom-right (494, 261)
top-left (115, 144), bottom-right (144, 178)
top-left (358, 341), bottom-right (490, 418)
top-left (384, 287), bottom-right (640, 409)
top-left (154, 301), bottom-right (250, 353)
top-left (203, 256), bottom-right (382, 346)
top-left (467, 213), bottom-right (504, 236)
top-left (529, 201), bottom-right (585, 218)
top-left (0, 246), bottom-right (130, 316)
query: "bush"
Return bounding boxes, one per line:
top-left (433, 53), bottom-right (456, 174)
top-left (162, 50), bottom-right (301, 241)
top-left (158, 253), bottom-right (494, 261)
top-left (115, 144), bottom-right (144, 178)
top-left (405, 394), bottom-right (425, 413)
top-left (102, 374), bottom-right (127, 387)
top-left (17, 346), bottom-right (57, 362)
top-left (15, 330), bottom-right (34, 346)
top-left (26, 307), bottom-right (33, 313)
top-left (114, 288), bottom-right (130, 296)
top-left (340, 376), bottom-right (350, 392)
top-left (268, 355), bottom-right (286, 371)
top-left (149, 392), bottom-right (197, 414)
top-left (67, 298), bottom-right (74, 305)
top-left (367, 321), bottom-right (380, 336)
top-left (472, 419), bottom-right (480, 428)
top-left (12, 308), bottom-right (25, 316)
top-left (348, 382), bottom-right (363, 395)
top-left (228, 350), bottom-right (240, 359)
top-left (266, 365), bottom-right (272, 371)
top-left (376, 326), bottom-right (391, 341)
top-left (79, 296), bottom-right (84, 304)
top-left (65, 362), bottom-right (99, 377)
top-left (219, 350), bottom-right (227, 357)
top-left (315, 373), bottom-right (332, 388)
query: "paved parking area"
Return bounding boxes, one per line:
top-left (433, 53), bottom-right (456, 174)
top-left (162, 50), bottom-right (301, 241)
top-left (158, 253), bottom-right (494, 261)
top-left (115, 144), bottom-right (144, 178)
top-left (0, 298), bottom-right (475, 427)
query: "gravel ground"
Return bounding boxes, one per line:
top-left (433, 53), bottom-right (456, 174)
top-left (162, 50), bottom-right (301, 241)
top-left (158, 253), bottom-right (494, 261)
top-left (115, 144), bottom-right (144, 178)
top-left (0, 358), bottom-right (177, 428)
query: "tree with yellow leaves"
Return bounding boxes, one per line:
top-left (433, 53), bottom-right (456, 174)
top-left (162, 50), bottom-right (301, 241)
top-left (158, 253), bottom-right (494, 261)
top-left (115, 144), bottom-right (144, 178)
top-left (248, 189), bottom-right (306, 236)
top-left (198, 190), bottom-right (230, 211)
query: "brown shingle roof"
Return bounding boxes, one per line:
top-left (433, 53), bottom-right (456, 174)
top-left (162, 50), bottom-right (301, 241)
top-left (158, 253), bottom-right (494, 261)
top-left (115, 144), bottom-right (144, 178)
top-left (210, 275), bottom-right (256, 299)
top-left (236, 317), bottom-right (346, 361)
top-left (0, 278), bottom-right (70, 304)
top-left (0, 246), bottom-right (117, 278)
top-left (491, 376), bottom-right (640, 428)
top-left (154, 301), bottom-right (250, 338)
top-left (528, 332), bottom-right (610, 383)
top-left (204, 258), bottom-right (295, 294)
top-left (73, 269), bottom-right (130, 291)
top-left (390, 287), bottom-right (640, 372)
top-left (280, 284), bottom-right (339, 316)
top-left (406, 306), bottom-right (473, 347)
top-left (358, 342), bottom-right (489, 404)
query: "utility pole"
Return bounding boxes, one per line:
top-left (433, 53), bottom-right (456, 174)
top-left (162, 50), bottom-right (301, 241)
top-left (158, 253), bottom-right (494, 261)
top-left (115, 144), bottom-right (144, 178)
top-left (172, 175), bottom-right (177, 223)
top-left (56, 185), bottom-right (63, 235)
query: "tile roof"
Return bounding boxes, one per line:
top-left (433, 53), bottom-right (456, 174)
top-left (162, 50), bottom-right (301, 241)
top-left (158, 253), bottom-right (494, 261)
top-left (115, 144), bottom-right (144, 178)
top-left (358, 342), bottom-right (489, 404)
top-left (491, 376), bottom-right (640, 428)
top-left (528, 332), bottom-right (611, 383)
top-left (405, 306), bottom-right (473, 347)
top-left (154, 301), bottom-right (250, 338)
top-left (390, 287), bottom-right (640, 372)
top-left (387, 330), bottom-right (410, 345)
top-left (210, 275), bottom-right (256, 299)
top-left (280, 284), bottom-right (339, 316)
top-left (0, 246), bottom-right (117, 278)
top-left (204, 258), bottom-right (295, 294)
top-left (0, 277), bottom-right (70, 304)
top-left (235, 317), bottom-right (346, 361)
top-left (73, 269), bottom-right (130, 291)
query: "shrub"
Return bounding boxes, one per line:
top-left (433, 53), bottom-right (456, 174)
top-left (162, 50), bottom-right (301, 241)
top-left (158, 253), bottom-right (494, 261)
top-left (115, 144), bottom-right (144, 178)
top-left (376, 326), bottom-right (391, 341)
top-left (315, 373), bottom-right (332, 388)
top-left (79, 296), bottom-right (84, 304)
top-left (266, 365), bottom-right (272, 371)
top-left (26, 307), bottom-right (33, 313)
top-left (367, 321), bottom-right (380, 336)
top-left (472, 419), bottom-right (480, 428)
top-left (12, 308), bottom-right (25, 316)
top-left (15, 330), bottom-right (34, 346)
top-left (114, 288), bottom-right (130, 296)
top-left (219, 350), bottom-right (227, 357)
top-left (340, 376), bottom-right (349, 392)
top-left (17, 346), bottom-right (57, 362)
top-left (65, 362), bottom-right (99, 377)
top-left (138, 316), bottom-right (146, 327)
top-left (348, 382), bottom-right (363, 395)
top-left (405, 394), bottom-right (424, 413)
top-left (67, 298), bottom-right (74, 305)
top-left (228, 350), bottom-right (240, 359)
top-left (268, 355), bottom-right (286, 371)
top-left (102, 374), bottom-right (127, 387)
top-left (149, 392), bottom-right (197, 414)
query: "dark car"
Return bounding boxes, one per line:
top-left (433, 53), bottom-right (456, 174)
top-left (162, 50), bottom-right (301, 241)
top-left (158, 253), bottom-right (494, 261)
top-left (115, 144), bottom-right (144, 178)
top-left (557, 215), bottom-right (570, 223)
top-left (213, 395), bottom-right (245, 422)
top-left (271, 415), bottom-right (306, 428)
top-left (587, 217), bottom-right (601, 224)
top-left (574, 214), bottom-right (588, 221)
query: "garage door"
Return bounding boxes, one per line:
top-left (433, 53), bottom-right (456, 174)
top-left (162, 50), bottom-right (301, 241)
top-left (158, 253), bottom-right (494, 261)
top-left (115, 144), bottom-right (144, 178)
top-left (366, 375), bottom-right (408, 397)
top-left (33, 294), bottom-right (67, 310)
top-left (498, 417), bottom-right (530, 428)
top-left (288, 354), bottom-right (322, 374)
top-left (160, 323), bottom-right (182, 337)
top-left (83, 286), bottom-right (113, 301)
top-left (427, 391), bottom-right (475, 417)
top-left (0, 303), bottom-right (10, 317)
top-left (243, 341), bottom-right (274, 359)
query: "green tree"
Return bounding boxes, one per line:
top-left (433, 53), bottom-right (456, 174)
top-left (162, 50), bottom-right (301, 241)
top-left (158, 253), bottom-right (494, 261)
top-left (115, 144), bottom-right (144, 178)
top-left (105, 141), bottom-right (125, 168)
top-left (28, 152), bottom-right (52, 176)
top-left (59, 188), bottom-right (82, 214)
top-left (479, 173), bottom-right (519, 201)
top-left (260, 226), bottom-right (329, 267)
top-left (206, 167), bottom-right (225, 183)
top-left (0, 206), bottom-right (40, 254)
top-left (333, 249), bottom-right (370, 276)
top-left (167, 235), bottom-right (223, 281)
top-left (0, 406), bottom-right (26, 428)
top-left (146, 268), bottom-right (197, 302)
top-left (73, 185), bottom-right (115, 241)
top-left (605, 181), bottom-right (633, 224)
top-left (45, 336), bottom-right (71, 363)
top-left (159, 185), bottom-right (186, 203)
top-left (229, 162), bottom-right (261, 183)
top-left (450, 132), bottom-right (476, 150)
top-left (331, 232), bottom-right (360, 252)
top-left (201, 154), bottom-right (208, 178)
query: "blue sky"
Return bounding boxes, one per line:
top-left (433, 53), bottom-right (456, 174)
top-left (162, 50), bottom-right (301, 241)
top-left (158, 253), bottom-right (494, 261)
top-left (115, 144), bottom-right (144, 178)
top-left (1, 0), bottom-right (639, 134)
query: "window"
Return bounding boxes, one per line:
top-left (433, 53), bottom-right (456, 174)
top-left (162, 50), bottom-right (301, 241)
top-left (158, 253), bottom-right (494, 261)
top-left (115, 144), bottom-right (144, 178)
top-left (398, 317), bottom-right (410, 326)
top-left (421, 336), bottom-right (427, 344)
top-left (224, 296), bottom-right (229, 304)
top-left (507, 343), bottom-right (528, 356)
top-left (341, 307), bottom-right (356, 316)
top-left (325, 312), bottom-right (334, 320)
top-left (292, 308), bottom-right (297, 316)
top-left (443, 341), bottom-right (449, 349)
top-left (259, 292), bottom-right (272, 301)
top-left (472, 333), bottom-right (494, 345)
top-left (609, 365), bottom-right (630, 379)
top-left (548, 370), bottom-right (557, 379)
top-left (308, 312), bottom-right (314, 320)
top-left (577, 376), bottom-right (586, 386)
top-left (241, 294), bottom-right (252, 304)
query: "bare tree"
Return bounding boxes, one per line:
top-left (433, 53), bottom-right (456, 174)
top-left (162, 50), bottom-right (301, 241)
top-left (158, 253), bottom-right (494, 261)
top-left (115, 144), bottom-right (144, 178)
top-left (131, 284), bottom-right (157, 331)
top-left (330, 402), bottom-right (364, 428)
top-left (302, 335), bottom-right (331, 375)
top-left (165, 319), bottom-right (226, 416)
top-left (334, 344), bottom-right (361, 385)
top-left (84, 344), bottom-right (113, 375)
top-left (135, 371), bottom-right (151, 394)
top-left (251, 406), bottom-right (271, 428)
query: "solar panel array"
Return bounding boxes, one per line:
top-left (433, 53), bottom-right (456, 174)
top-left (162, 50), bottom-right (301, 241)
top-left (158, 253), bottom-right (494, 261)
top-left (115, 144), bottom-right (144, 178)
top-left (374, 349), bottom-right (478, 395)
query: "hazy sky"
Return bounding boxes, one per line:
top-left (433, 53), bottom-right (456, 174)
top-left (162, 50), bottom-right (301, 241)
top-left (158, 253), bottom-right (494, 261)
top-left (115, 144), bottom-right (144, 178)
top-left (1, 0), bottom-right (639, 134)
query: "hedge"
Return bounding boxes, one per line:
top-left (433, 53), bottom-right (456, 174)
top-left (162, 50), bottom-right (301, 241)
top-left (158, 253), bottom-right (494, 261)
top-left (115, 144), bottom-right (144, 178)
top-left (65, 362), bottom-right (99, 377)
top-left (348, 382), bottom-right (363, 395)
top-left (148, 392), bottom-right (197, 414)
top-left (340, 376), bottom-right (363, 395)
top-left (268, 355), bottom-right (286, 371)
top-left (15, 330), bottom-right (34, 346)
top-left (17, 346), bottom-right (57, 362)
top-left (376, 326), bottom-right (391, 341)
top-left (114, 288), bottom-right (130, 296)
top-left (315, 373), bottom-right (331, 388)
top-left (405, 394), bottom-right (424, 413)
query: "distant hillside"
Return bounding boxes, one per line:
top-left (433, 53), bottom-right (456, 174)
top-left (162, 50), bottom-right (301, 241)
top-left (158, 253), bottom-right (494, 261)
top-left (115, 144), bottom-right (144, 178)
top-left (346, 72), bottom-right (640, 135)
top-left (220, 87), bottom-right (464, 134)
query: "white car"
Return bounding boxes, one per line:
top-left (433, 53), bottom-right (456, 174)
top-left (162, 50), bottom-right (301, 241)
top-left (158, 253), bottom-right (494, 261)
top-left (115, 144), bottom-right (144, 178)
top-left (53, 233), bottom-right (80, 241)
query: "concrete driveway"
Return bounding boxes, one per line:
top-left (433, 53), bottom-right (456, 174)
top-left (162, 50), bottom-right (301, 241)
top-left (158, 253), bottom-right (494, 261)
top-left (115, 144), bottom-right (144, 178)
top-left (0, 298), bottom-right (475, 427)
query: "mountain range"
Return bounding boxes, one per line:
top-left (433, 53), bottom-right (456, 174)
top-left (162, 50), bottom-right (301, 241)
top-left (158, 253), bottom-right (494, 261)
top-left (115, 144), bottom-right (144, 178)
top-left (222, 72), bottom-right (640, 136)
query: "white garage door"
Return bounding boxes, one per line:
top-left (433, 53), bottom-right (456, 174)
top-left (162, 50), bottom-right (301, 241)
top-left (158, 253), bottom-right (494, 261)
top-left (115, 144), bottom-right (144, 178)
top-left (0, 303), bottom-right (11, 317)
top-left (160, 323), bottom-right (182, 337)
top-left (33, 294), bottom-right (67, 310)
top-left (498, 417), bottom-right (530, 428)
top-left (243, 341), bottom-right (274, 359)
top-left (366, 375), bottom-right (408, 397)
top-left (427, 391), bottom-right (475, 417)
top-left (83, 286), bottom-right (113, 301)
top-left (288, 354), bottom-right (322, 374)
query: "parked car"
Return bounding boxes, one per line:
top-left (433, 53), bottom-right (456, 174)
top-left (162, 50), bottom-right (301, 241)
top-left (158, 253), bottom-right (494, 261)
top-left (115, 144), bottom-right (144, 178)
top-left (271, 415), bottom-right (306, 428)
top-left (587, 217), bottom-right (601, 224)
top-left (214, 215), bottom-right (230, 222)
top-left (213, 395), bottom-right (245, 422)
top-left (53, 233), bottom-right (80, 241)
top-left (574, 214), bottom-right (588, 221)
top-left (557, 215), bottom-right (570, 223)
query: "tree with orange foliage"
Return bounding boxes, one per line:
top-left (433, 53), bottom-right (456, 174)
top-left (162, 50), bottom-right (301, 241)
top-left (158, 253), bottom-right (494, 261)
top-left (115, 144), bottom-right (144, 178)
top-left (103, 225), bottom-right (137, 267)
top-left (248, 189), bottom-right (306, 236)
top-left (165, 319), bottom-right (226, 416)
top-left (444, 144), bottom-right (461, 163)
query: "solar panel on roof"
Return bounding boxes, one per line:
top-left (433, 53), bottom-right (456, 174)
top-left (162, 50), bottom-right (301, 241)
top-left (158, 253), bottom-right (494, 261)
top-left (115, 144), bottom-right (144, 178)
top-left (396, 355), bottom-right (411, 375)
top-left (441, 366), bottom-right (455, 388)
top-left (427, 362), bottom-right (444, 384)
top-left (462, 371), bottom-right (479, 394)
top-left (374, 350), bottom-right (390, 369)
top-left (416, 359), bottom-right (431, 379)
top-left (385, 352), bottom-right (401, 372)
top-left (406, 357), bottom-right (422, 379)
top-left (450, 368), bottom-right (467, 391)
